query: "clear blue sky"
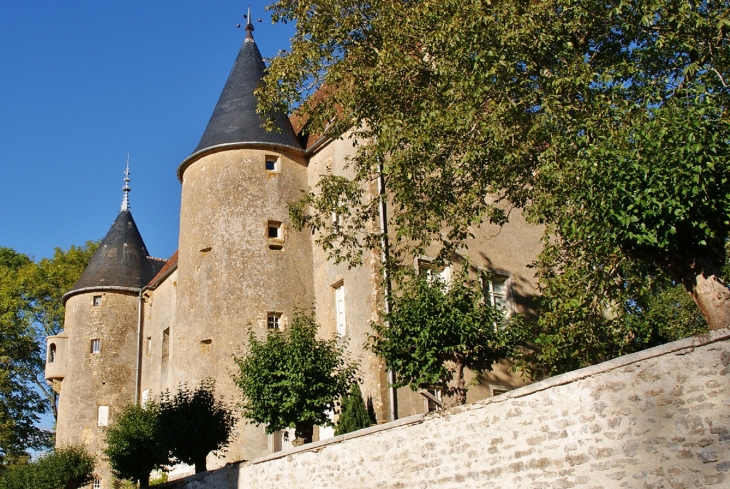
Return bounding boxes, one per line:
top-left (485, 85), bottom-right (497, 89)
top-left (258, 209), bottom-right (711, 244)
top-left (0, 1), bottom-right (296, 262)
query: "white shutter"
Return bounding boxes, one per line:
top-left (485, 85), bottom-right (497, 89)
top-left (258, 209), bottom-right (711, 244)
top-left (97, 406), bottom-right (109, 426)
top-left (335, 285), bottom-right (346, 336)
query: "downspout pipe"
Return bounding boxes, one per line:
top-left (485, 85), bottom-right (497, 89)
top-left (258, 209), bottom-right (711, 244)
top-left (134, 286), bottom-right (147, 405)
top-left (378, 162), bottom-right (398, 422)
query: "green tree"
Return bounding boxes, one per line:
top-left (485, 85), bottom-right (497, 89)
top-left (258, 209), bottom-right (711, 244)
top-left (370, 273), bottom-right (514, 407)
top-left (0, 248), bottom-right (51, 464)
top-left (103, 403), bottom-right (168, 488)
top-left (232, 310), bottom-right (358, 443)
top-left (260, 0), bottom-right (730, 331)
top-left (158, 380), bottom-right (236, 474)
top-left (0, 444), bottom-right (95, 489)
top-left (511, 241), bottom-right (709, 378)
top-left (334, 383), bottom-right (372, 435)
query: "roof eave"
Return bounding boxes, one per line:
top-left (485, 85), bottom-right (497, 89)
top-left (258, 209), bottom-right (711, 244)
top-left (177, 141), bottom-right (305, 183)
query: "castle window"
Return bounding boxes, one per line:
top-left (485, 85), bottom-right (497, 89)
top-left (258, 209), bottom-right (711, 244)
top-left (265, 155), bottom-right (279, 172)
top-left (267, 221), bottom-right (283, 250)
top-left (482, 272), bottom-right (511, 313)
top-left (267, 313), bottom-right (281, 330)
top-left (334, 282), bottom-right (346, 336)
top-left (93, 479), bottom-right (101, 489)
top-left (417, 259), bottom-right (451, 286)
top-left (92, 295), bottom-right (102, 306)
top-left (48, 343), bottom-right (56, 363)
top-left (90, 339), bottom-right (101, 354)
top-left (97, 406), bottom-right (109, 426)
top-left (146, 336), bottom-right (152, 356)
top-left (161, 328), bottom-right (170, 365)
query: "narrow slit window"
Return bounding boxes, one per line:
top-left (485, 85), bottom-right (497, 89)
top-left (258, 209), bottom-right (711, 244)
top-left (90, 339), bottom-right (101, 354)
top-left (334, 283), bottom-right (346, 336)
top-left (48, 343), bottom-right (56, 363)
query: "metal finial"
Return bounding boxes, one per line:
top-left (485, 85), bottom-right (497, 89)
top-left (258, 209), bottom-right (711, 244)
top-left (121, 154), bottom-right (131, 211)
top-left (244, 5), bottom-right (255, 41)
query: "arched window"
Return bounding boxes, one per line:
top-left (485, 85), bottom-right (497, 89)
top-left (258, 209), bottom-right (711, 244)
top-left (48, 343), bottom-right (56, 363)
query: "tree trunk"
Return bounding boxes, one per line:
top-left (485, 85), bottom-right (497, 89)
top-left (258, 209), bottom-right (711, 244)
top-left (193, 455), bottom-right (207, 473)
top-left (680, 257), bottom-right (730, 331)
top-left (441, 358), bottom-right (466, 408)
top-left (295, 423), bottom-right (314, 444)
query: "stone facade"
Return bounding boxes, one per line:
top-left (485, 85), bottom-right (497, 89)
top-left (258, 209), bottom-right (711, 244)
top-left (160, 329), bottom-right (730, 489)
top-left (46, 25), bottom-right (544, 487)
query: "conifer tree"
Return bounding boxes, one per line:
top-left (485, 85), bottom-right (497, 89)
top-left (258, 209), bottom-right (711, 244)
top-left (334, 383), bottom-right (371, 435)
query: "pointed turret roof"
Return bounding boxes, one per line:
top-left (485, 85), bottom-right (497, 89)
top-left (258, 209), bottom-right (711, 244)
top-left (63, 168), bottom-right (165, 302)
top-left (63, 210), bottom-right (165, 302)
top-left (179, 20), bottom-right (302, 180)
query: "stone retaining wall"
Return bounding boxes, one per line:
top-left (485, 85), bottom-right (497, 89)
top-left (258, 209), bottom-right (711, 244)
top-left (162, 329), bottom-right (730, 488)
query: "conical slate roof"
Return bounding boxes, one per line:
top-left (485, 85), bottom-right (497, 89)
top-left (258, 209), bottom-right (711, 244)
top-left (66, 210), bottom-right (164, 297)
top-left (192, 24), bottom-right (302, 155)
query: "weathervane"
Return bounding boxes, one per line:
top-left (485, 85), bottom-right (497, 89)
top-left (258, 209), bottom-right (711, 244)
top-left (237, 5), bottom-right (262, 40)
top-left (121, 154), bottom-right (131, 211)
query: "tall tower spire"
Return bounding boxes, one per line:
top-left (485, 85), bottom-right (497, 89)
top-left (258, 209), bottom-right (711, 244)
top-left (121, 155), bottom-right (131, 211)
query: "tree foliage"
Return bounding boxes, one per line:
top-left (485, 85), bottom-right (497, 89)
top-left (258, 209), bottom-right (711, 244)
top-left (158, 380), bottom-right (236, 473)
top-left (0, 241), bottom-right (97, 459)
top-left (260, 0), bottom-right (730, 332)
top-left (0, 444), bottom-right (95, 489)
top-left (232, 310), bottom-right (358, 443)
top-left (334, 383), bottom-right (372, 435)
top-left (370, 272), bottom-right (514, 407)
top-left (511, 241), bottom-right (709, 378)
top-left (103, 403), bottom-right (167, 488)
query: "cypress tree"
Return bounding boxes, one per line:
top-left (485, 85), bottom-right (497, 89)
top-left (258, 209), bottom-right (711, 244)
top-left (335, 383), bottom-right (371, 435)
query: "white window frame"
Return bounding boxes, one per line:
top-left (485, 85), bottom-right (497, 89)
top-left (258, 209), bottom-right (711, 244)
top-left (481, 270), bottom-right (512, 316)
top-left (90, 338), bottom-right (101, 354)
top-left (334, 282), bottom-right (346, 336)
top-left (267, 312), bottom-right (281, 330)
top-left (93, 479), bottom-right (101, 489)
top-left (97, 406), bottom-right (109, 426)
top-left (416, 258), bottom-right (451, 287)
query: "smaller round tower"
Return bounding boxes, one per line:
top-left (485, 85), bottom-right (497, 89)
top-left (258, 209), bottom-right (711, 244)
top-left (47, 167), bottom-right (165, 489)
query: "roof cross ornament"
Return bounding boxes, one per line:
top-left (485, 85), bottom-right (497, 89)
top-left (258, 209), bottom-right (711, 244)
top-left (121, 154), bottom-right (131, 211)
top-left (236, 5), bottom-right (262, 41)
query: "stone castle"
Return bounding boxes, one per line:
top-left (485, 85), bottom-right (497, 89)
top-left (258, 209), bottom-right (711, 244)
top-left (44, 19), bottom-right (542, 488)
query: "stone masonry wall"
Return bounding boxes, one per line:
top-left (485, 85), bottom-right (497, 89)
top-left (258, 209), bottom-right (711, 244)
top-left (162, 329), bottom-right (730, 489)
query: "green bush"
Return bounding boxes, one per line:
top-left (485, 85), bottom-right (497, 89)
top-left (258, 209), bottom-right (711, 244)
top-left (0, 445), bottom-right (95, 489)
top-left (103, 403), bottom-right (167, 488)
top-left (232, 310), bottom-right (358, 443)
top-left (158, 380), bottom-right (236, 473)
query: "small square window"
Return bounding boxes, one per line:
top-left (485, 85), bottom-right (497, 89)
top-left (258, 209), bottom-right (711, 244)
top-left (92, 295), bottom-right (102, 306)
top-left (267, 313), bottom-right (281, 330)
top-left (265, 156), bottom-right (279, 171)
top-left (267, 221), bottom-right (284, 250)
top-left (90, 339), bottom-right (101, 354)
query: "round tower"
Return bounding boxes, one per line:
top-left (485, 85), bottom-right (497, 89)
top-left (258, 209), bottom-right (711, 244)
top-left (173, 20), bottom-right (313, 463)
top-left (49, 170), bottom-right (165, 488)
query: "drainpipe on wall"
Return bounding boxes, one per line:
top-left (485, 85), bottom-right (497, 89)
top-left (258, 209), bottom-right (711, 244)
top-left (378, 162), bottom-right (398, 422)
top-left (134, 287), bottom-right (147, 405)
